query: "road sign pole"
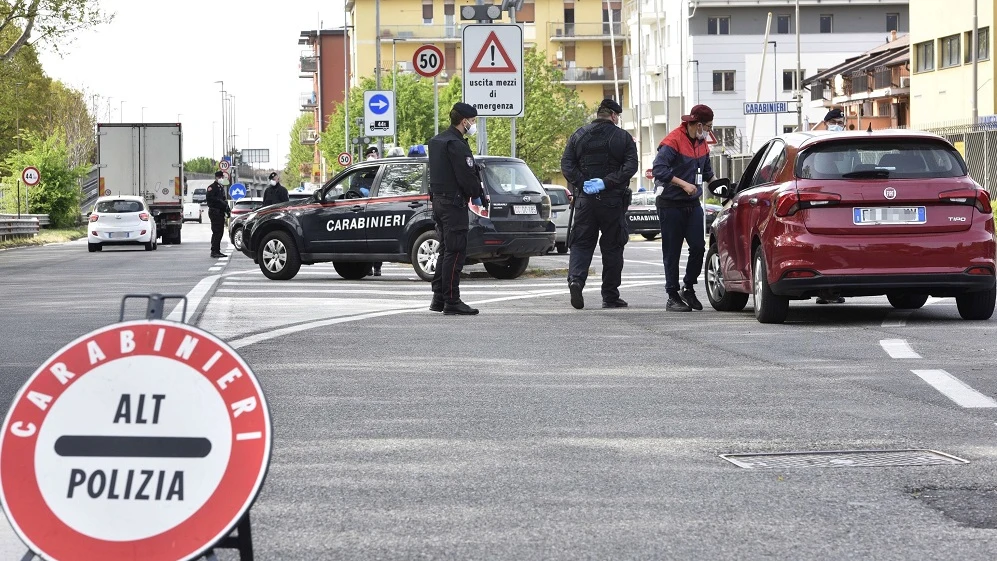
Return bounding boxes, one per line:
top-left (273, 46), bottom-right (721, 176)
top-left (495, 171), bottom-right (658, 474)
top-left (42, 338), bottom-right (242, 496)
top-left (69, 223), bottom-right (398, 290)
top-left (434, 73), bottom-right (439, 137)
top-left (16, 179), bottom-right (20, 219)
top-left (510, 7), bottom-right (517, 158)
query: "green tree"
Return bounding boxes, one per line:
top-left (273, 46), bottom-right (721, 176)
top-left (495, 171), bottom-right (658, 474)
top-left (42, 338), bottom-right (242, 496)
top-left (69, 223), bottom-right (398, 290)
top-left (0, 23), bottom-right (54, 163)
top-left (41, 80), bottom-right (94, 169)
top-left (184, 157), bottom-right (217, 174)
top-left (283, 113), bottom-right (316, 187)
top-left (2, 129), bottom-right (87, 226)
top-left (478, 50), bottom-right (590, 181)
top-left (0, 0), bottom-right (112, 62)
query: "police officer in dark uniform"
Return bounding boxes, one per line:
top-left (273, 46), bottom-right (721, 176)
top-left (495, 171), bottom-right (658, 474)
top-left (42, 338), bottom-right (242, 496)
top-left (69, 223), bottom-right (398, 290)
top-left (262, 171), bottom-right (289, 207)
top-left (427, 102), bottom-right (487, 315)
top-left (206, 170), bottom-right (230, 258)
top-left (560, 98), bottom-right (639, 310)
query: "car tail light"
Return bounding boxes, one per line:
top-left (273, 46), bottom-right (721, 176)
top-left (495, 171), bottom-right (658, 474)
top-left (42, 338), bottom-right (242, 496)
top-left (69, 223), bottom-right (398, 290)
top-left (966, 266), bottom-right (994, 276)
top-left (138, 212), bottom-right (150, 221)
top-left (469, 200), bottom-right (489, 218)
top-left (567, 190), bottom-right (574, 206)
top-left (774, 192), bottom-right (842, 217)
top-left (91, 231), bottom-right (97, 236)
top-left (938, 188), bottom-right (992, 213)
top-left (782, 270), bottom-right (819, 279)
top-left (89, 214), bottom-right (99, 222)
top-left (140, 230), bottom-right (147, 235)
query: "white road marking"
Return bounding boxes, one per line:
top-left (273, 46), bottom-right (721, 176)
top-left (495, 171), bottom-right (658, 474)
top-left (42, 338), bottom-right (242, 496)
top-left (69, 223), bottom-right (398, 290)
top-left (911, 369), bottom-right (997, 408)
top-left (881, 297), bottom-right (945, 327)
top-left (166, 275), bottom-right (220, 322)
top-left (879, 339), bottom-right (922, 359)
top-left (0, 518), bottom-right (26, 559)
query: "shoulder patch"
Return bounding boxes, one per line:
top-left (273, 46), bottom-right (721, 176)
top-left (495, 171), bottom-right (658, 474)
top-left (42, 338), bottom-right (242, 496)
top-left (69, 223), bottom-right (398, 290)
top-left (466, 156), bottom-right (474, 168)
top-left (208, 186), bottom-right (214, 192)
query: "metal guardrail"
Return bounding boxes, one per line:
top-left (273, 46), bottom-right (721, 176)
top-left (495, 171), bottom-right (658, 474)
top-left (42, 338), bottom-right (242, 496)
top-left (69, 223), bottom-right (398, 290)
top-left (0, 215), bottom-right (40, 241)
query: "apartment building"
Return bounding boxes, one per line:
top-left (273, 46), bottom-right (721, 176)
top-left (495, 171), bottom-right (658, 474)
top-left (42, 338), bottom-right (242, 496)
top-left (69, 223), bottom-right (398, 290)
top-left (623, 0), bottom-right (907, 179)
top-left (299, 29), bottom-right (351, 183)
top-left (344, 0), bottom-right (630, 109)
top-left (908, 0), bottom-right (993, 126)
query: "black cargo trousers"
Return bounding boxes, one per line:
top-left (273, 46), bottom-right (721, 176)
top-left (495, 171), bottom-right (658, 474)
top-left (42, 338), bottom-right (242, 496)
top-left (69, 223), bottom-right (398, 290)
top-left (208, 209), bottom-right (225, 254)
top-left (567, 191), bottom-right (630, 302)
top-left (430, 193), bottom-right (470, 303)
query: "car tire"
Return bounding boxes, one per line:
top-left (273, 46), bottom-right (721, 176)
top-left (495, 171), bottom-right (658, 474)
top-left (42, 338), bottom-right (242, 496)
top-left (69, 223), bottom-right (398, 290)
top-left (233, 228), bottom-right (243, 251)
top-left (886, 293), bottom-right (929, 310)
top-left (333, 261), bottom-right (371, 280)
top-left (642, 232), bottom-right (658, 241)
top-left (258, 231), bottom-right (301, 280)
top-left (956, 286), bottom-right (996, 320)
top-left (555, 242), bottom-right (568, 254)
top-left (706, 244), bottom-right (749, 312)
top-left (411, 230), bottom-right (440, 282)
top-left (88, 242), bottom-right (100, 253)
top-left (145, 240), bottom-right (155, 251)
top-left (752, 248), bottom-right (789, 324)
top-left (484, 256), bottom-right (530, 280)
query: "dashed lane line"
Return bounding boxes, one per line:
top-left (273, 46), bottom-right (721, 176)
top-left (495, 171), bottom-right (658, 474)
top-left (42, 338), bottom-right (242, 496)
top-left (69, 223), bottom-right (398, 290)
top-left (879, 339), bottom-right (922, 359)
top-left (911, 369), bottom-right (997, 408)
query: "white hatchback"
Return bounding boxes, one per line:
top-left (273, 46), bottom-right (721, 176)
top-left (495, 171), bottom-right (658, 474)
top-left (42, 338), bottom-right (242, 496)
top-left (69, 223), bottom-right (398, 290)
top-left (87, 196), bottom-right (157, 252)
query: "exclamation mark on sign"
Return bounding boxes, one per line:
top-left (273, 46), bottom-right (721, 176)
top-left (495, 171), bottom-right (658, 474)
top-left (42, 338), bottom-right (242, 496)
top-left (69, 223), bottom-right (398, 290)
top-left (490, 45), bottom-right (496, 66)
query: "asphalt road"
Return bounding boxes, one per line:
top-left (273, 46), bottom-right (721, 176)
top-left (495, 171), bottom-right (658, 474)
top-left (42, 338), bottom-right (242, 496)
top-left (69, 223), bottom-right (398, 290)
top-left (2, 223), bottom-right (997, 560)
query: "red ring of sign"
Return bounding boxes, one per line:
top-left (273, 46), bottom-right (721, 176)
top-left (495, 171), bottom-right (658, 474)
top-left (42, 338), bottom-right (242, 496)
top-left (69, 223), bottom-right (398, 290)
top-left (413, 44), bottom-right (445, 78)
top-left (21, 167), bottom-right (40, 186)
top-left (0, 320), bottom-right (272, 561)
top-left (338, 152), bottom-right (352, 166)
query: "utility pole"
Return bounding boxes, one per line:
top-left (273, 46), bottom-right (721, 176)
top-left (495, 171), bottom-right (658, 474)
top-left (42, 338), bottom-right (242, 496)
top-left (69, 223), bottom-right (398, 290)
top-left (214, 81), bottom-right (225, 157)
top-left (973, 0), bottom-right (979, 126)
top-left (15, 82), bottom-right (23, 218)
top-left (475, 0), bottom-right (488, 156)
top-left (510, 6), bottom-right (517, 157)
top-left (795, 0), bottom-right (802, 129)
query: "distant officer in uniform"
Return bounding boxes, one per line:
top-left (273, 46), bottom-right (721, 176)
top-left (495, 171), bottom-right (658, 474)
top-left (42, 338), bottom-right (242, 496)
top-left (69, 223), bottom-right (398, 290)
top-left (427, 102), bottom-right (487, 315)
top-left (262, 171), bottom-right (289, 207)
top-left (560, 98), bottom-right (639, 310)
top-left (206, 170), bottom-right (230, 258)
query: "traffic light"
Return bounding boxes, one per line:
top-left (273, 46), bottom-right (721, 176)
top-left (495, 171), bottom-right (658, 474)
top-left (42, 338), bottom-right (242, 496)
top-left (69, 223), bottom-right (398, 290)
top-left (460, 4), bottom-right (502, 21)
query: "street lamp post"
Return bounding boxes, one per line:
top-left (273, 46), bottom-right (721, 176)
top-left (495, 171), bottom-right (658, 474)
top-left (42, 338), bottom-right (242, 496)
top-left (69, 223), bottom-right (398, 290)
top-left (214, 81), bottom-right (225, 157)
top-left (120, 100), bottom-right (126, 123)
top-left (15, 82), bottom-right (23, 218)
top-left (769, 40), bottom-right (777, 136)
top-left (392, 38), bottom-right (405, 147)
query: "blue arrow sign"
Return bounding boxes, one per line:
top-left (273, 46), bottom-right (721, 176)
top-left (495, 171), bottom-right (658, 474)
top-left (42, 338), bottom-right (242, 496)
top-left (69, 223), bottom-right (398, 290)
top-left (368, 94), bottom-right (390, 115)
top-left (229, 183), bottom-right (246, 201)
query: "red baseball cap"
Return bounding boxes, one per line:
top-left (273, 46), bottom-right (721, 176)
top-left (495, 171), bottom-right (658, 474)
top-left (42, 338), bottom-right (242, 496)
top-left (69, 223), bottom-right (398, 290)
top-left (681, 104), bottom-right (715, 123)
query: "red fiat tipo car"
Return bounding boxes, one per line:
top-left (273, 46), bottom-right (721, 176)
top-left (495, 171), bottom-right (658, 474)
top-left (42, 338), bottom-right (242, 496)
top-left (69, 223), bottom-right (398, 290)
top-left (705, 130), bottom-right (996, 324)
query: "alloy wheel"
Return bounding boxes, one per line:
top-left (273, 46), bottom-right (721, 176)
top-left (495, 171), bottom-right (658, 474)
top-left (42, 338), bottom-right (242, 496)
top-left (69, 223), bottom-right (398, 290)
top-left (418, 238), bottom-right (440, 276)
top-left (263, 238), bottom-right (287, 273)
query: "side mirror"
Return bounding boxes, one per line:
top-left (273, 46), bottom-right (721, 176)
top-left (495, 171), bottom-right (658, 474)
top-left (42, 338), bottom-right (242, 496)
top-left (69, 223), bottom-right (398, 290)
top-left (708, 178), bottom-right (732, 199)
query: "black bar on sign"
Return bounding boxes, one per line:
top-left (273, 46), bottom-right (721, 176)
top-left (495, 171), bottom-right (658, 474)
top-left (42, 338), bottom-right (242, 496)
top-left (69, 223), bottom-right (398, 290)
top-left (54, 436), bottom-right (212, 458)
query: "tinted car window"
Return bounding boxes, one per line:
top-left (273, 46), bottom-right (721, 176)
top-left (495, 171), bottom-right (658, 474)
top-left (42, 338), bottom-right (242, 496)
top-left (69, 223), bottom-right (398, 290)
top-left (377, 163), bottom-right (424, 197)
top-left (325, 166), bottom-right (380, 201)
top-left (545, 188), bottom-right (570, 206)
top-left (234, 200), bottom-right (263, 211)
top-left (748, 141), bottom-right (787, 188)
top-left (95, 200), bottom-right (144, 213)
top-left (480, 161), bottom-right (546, 195)
top-left (797, 140), bottom-right (967, 179)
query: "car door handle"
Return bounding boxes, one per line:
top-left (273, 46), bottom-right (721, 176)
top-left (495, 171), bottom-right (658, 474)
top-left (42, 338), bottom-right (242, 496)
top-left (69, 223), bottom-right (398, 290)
top-left (408, 201), bottom-right (424, 208)
top-left (748, 198), bottom-right (759, 206)
top-left (351, 205), bottom-right (363, 212)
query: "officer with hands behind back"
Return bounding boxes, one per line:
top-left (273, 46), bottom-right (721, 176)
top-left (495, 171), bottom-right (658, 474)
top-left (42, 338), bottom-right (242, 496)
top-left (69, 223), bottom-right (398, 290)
top-left (262, 171), bottom-right (289, 207)
top-left (427, 102), bottom-right (488, 316)
top-left (206, 170), bottom-right (231, 258)
top-left (560, 98), bottom-right (639, 310)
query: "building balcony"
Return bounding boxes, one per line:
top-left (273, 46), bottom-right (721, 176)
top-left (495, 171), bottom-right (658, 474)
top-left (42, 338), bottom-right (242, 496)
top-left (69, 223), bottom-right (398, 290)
top-left (300, 129), bottom-right (319, 145)
top-left (549, 22), bottom-right (625, 41)
top-left (809, 81), bottom-right (833, 108)
top-left (300, 92), bottom-right (317, 110)
top-left (300, 56), bottom-right (317, 77)
top-left (379, 25), bottom-right (462, 42)
top-left (561, 65), bottom-right (630, 84)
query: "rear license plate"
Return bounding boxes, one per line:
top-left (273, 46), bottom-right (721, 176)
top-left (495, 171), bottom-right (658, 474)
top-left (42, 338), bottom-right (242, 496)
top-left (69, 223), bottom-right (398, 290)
top-left (109, 232), bottom-right (129, 239)
top-left (853, 207), bottom-right (926, 225)
top-left (513, 205), bottom-right (538, 215)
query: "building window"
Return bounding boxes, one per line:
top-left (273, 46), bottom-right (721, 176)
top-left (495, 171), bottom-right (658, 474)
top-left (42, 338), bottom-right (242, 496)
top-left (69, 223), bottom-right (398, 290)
top-left (776, 15), bottom-right (790, 34)
top-left (877, 100), bottom-right (892, 116)
top-left (708, 16), bottom-right (730, 35)
top-left (602, 8), bottom-right (622, 35)
top-left (603, 87), bottom-right (616, 100)
top-left (714, 126), bottom-right (738, 149)
top-left (783, 125), bottom-right (796, 134)
top-left (782, 69), bottom-right (805, 92)
top-left (965, 27), bottom-right (990, 62)
top-left (820, 14), bottom-right (833, 34)
top-left (886, 13), bottom-right (899, 33)
top-left (713, 70), bottom-right (735, 92)
top-left (914, 40), bottom-right (934, 72)
top-left (516, 1), bottom-right (535, 24)
top-left (940, 34), bottom-right (961, 68)
top-left (422, 0), bottom-right (433, 24)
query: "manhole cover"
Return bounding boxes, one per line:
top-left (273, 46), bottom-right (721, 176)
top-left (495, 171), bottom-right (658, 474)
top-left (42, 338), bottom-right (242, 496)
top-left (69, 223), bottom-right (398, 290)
top-left (720, 449), bottom-right (968, 469)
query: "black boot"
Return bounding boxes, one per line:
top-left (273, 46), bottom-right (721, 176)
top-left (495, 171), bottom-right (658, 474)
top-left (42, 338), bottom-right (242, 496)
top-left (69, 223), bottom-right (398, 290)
top-left (569, 281), bottom-right (584, 309)
top-left (443, 300), bottom-right (479, 315)
top-left (430, 294), bottom-right (444, 312)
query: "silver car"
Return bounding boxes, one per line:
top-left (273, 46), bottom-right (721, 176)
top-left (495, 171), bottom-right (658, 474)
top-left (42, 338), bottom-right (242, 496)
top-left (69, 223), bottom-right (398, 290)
top-left (543, 184), bottom-right (572, 253)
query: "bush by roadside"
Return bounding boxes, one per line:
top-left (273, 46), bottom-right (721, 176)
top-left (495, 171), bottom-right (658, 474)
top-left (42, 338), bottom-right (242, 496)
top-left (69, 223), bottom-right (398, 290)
top-left (0, 227), bottom-right (86, 250)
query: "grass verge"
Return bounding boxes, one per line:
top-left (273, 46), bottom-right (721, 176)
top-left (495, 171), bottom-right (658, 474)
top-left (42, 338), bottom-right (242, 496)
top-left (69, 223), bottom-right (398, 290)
top-left (0, 228), bottom-right (87, 250)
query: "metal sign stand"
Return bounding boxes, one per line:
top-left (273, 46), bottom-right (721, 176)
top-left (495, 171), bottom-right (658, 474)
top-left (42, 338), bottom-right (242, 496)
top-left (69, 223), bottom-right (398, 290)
top-left (15, 293), bottom-right (258, 561)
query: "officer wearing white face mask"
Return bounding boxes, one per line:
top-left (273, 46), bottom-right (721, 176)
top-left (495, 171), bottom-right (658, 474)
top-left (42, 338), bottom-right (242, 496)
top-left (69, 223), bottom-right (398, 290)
top-left (262, 171), bottom-right (289, 207)
top-left (822, 108), bottom-right (846, 132)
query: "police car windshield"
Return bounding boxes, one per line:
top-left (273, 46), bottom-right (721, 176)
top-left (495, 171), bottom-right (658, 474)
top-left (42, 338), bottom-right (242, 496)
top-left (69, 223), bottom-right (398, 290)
top-left (480, 161), bottom-right (545, 196)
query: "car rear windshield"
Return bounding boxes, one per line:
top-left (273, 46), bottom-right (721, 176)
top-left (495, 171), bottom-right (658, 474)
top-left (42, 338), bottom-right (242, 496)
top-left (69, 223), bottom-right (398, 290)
top-left (479, 161), bottom-right (546, 196)
top-left (796, 140), bottom-right (967, 180)
top-left (234, 201), bottom-right (261, 210)
top-left (545, 188), bottom-right (570, 205)
top-left (95, 200), bottom-right (143, 213)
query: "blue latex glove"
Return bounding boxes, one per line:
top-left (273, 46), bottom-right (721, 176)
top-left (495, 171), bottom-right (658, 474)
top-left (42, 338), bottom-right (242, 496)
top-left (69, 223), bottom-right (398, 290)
top-left (359, 187), bottom-right (370, 197)
top-left (582, 178), bottom-right (606, 195)
top-left (471, 197), bottom-right (483, 206)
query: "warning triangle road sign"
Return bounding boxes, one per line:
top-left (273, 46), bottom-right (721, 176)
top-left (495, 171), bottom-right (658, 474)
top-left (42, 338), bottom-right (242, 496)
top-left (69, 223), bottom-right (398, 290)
top-left (469, 31), bottom-right (517, 73)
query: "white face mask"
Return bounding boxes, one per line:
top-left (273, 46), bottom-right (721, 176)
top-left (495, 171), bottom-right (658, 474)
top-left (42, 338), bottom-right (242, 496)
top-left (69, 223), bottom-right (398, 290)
top-left (269, 180), bottom-right (277, 186)
top-left (828, 124), bottom-right (845, 132)
top-left (367, 155), bottom-right (377, 161)
top-left (218, 178), bottom-right (229, 186)
top-left (697, 129), bottom-right (709, 140)
top-left (464, 120), bottom-right (477, 136)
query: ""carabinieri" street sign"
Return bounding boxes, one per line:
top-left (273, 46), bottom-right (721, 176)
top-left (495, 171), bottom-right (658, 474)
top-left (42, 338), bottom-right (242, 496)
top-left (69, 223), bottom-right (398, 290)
top-left (743, 101), bottom-right (790, 115)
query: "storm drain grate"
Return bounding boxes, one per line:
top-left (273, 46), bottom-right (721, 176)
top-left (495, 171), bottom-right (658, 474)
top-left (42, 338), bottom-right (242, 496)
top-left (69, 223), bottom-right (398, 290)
top-left (720, 449), bottom-right (969, 469)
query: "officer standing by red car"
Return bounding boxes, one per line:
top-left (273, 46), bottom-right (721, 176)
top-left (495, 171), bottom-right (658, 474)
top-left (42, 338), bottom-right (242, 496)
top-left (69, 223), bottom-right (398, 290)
top-left (427, 102), bottom-right (487, 316)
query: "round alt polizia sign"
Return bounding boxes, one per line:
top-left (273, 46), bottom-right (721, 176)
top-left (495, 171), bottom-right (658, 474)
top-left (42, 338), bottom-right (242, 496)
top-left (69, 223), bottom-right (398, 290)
top-left (0, 320), bottom-right (272, 561)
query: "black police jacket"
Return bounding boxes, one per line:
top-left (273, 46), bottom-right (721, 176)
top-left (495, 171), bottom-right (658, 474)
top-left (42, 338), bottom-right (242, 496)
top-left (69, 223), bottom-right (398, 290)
top-left (262, 183), bottom-right (289, 207)
top-left (205, 181), bottom-right (229, 215)
top-left (428, 126), bottom-right (484, 201)
top-left (560, 118), bottom-right (638, 194)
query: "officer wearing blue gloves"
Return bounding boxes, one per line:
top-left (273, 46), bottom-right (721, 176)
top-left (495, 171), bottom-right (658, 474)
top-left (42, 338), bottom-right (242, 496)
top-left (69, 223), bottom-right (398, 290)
top-left (560, 98), bottom-right (639, 310)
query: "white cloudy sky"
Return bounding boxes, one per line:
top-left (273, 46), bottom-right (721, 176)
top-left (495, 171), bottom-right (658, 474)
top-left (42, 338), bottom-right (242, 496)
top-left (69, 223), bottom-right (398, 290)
top-left (38, 0), bottom-right (347, 167)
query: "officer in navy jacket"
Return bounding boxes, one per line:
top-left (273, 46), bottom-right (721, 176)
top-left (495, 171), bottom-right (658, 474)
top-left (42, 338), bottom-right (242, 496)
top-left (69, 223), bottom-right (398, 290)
top-left (651, 104), bottom-right (718, 313)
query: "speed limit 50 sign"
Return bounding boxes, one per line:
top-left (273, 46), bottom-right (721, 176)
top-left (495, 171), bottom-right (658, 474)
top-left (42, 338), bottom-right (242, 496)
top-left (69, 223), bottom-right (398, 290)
top-left (413, 44), bottom-right (444, 78)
